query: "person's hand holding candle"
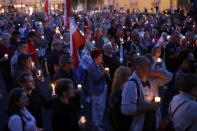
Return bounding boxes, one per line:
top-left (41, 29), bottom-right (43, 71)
top-left (77, 84), bottom-right (82, 91)
top-left (78, 116), bottom-right (86, 129)
top-left (51, 83), bottom-right (56, 96)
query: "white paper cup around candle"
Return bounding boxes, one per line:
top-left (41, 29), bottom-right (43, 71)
top-left (51, 84), bottom-right (56, 96)
top-left (60, 36), bottom-right (63, 39)
top-left (42, 36), bottom-right (44, 39)
top-left (4, 54), bottom-right (8, 59)
top-left (92, 41), bottom-right (95, 44)
top-left (36, 48), bottom-right (39, 52)
top-left (78, 84), bottom-right (82, 91)
top-left (80, 116), bottom-right (86, 124)
top-left (104, 68), bottom-right (109, 72)
top-left (137, 53), bottom-right (140, 56)
top-left (154, 97), bottom-right (161, 102)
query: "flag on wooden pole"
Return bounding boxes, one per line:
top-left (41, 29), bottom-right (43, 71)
top-left (64, 0), bottom-right (70, 27)
top-left (45, 0), bottom-right (49, 23)
top-left (70, 19), bottom-right (85, 69)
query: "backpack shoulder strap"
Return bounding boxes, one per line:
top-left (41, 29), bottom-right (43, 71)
top-left (169, 100), bottom-right (188, 118)
top-left (129, 78), bottom-right (140, 106)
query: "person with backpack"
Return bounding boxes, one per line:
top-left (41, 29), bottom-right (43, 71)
top-left (109, 66), bottom-right (132, 131)
top-left (121, 56), bottom-right (172, 131)
top-left (170, 74), bottom-right (197, 131)
top-left (7, 88), bottom-right (39, 131)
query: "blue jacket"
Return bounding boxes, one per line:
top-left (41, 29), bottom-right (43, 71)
top-left (86, 62), bottom-right (105, 96)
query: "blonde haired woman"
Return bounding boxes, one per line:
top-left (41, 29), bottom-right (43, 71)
top-left (109, 66), bottom-right (132, 131)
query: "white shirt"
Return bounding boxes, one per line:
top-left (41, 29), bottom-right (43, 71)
top-left (8, 108), bottom-right (39, 131)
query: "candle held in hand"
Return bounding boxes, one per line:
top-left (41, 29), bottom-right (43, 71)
top-left (104, 68), bottom-right (109, 72)
top-left (32, 62), bottom-right (35, 68)
top-left (120, 58), bottom-right (123, 63)
top-left (38, 70), bottom-right (41, 76)
top-left (157, 58), bottom-right (162, 63)
top-left (80, 116), bottom-right (86, 124)
top-left (78, 84), bottom-right (82, 91)
top-left (41, 36), bottom-right (44, 39)
top-left (51, 84), bottom-right (56, 96)
top-left (4, 54), bottom-right (8, 59)
top-left (154, 97), bottom-right (161, 102)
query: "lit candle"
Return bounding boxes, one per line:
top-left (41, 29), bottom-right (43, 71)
top-left (154, 97), bottom-right (161, 103)
top-left (128, 37), bottom-right (130, 40)
top-left (18, 24), bottom-right (20, 26)
top-left (36, 48), bottom-right (39, 52)
top-left (120, 38), bottom-right (123, 42)
top-left (51, 84), bottom-right (56, 96)
top-left (167, 35), bottom-right (171, 40)
top-left (31, 62), bottom-right (35, 68)
top-left (4, 54), bottom-right (8, 59)
top-left (38, 70), bottom-right (41, 76)
top-left (157, 58), bottom-right (162, 63)
top-left (92, 41), bottom-right (95, 44)
top-left (137, 53), bottom-right (140, 56)
top-left (78, 84), bottom-right (82, 91)
top-left (60, 36), bottom-right (63, 39)
top-left (41, 36), bottom-right (44, 39)
top-left (104, 68), bottom-right (109, 72)
top-left (79, 116), bottom-right (86, 124)
top-left (120, 58), bottom-right (123, 63)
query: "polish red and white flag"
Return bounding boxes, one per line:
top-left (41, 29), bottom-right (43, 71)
top-left (70, 19), bottom-right (85, 69)
top-left (64, 0), bottom-right (70, 28)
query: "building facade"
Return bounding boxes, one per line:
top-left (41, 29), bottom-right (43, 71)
top-left (105, 0), bottom-right (177, 11)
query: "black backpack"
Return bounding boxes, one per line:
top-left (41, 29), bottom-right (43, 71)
top-left (109, 78), bottom-right (140, 131)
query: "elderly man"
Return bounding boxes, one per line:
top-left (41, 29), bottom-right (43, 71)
top-left (121, 56), bottom-right (172, 131)
top-left (103, 43), bottom-right (120, 81)
top-left (47, 39), bottom-right (63, 77)
top-left (0, 33), bottom-right (16, 92)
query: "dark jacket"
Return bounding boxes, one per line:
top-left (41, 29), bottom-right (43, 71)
top-left (27, 87), bottom-right (52, 128)
top-left (109, 88), bottom-right (132, 131)
top-left (86, 62), bottom-right (106, 96)
top-left (9, 37), bottom-right (19, 48)
top-left (53, 68), bottom-right (76, 86)
top-left (52, 100), bottom-right (80, 131)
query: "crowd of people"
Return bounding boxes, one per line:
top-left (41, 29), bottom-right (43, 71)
top-left (0, 7), bottom-right (197, 131)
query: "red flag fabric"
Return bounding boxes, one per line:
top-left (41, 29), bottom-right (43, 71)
top-left (45, 0), bottom-right (49, 23)
top-left (70, 19), bottom-right (85, 69)
top-left (64, 0), bottom-right (70, 28)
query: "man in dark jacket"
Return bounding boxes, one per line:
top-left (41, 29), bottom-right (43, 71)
top-left (17, 72), bottom-right (53, 129)
top-left (53, 55), bottom-right (76, 85)
top-left (9, 31), bottom-right (21, 48)
top-left (52, 79), bottom-right (84, 131)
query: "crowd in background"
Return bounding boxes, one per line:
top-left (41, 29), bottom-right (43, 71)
top-left (0, 7), bottom-right (197, 131)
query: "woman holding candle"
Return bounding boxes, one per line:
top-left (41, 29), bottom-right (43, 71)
top-left (86, 49), bottom-right (109, 131)
top-left (52, 79), bottom-right (85, 131)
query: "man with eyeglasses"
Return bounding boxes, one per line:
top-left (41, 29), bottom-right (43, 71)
top-left (53, 55), bottom-right (75, 86)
